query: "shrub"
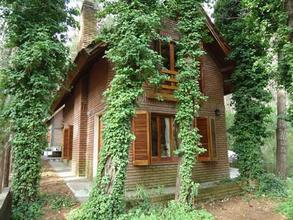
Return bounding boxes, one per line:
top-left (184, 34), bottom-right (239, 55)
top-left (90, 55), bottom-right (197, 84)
top-left (119, 201), bottom-right (214, 220)
top-left (257, 173), bottom-right (287, 197)
top-left (277, 178), bottom-right (293, 219)
top-left (44, 193), bottom-right (77, 211)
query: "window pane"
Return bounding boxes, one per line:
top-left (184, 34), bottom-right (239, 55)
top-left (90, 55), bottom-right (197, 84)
top-left (161, 42), bottom-right (170, 70)
top-left (160, 117), bottom-right (171, 157)
top-left (151, 116), bottom-right (158, 157)
top-left (172, 118), bottom-right (179, 151)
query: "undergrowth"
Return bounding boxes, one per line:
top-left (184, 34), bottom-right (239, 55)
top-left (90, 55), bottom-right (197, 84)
top-left (13, 193), bottom-right (77, 219)
top-left (118, 186), bottom-right (214, 220)
top-left (43, 193), bottom-right (77, 211)
top-left (277, 178), bottom-right (293, 219)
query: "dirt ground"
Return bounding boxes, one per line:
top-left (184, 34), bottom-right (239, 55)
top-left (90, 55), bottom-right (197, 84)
top-left (204, 195), bottom-right (285, 220)
top-left (40, 159), bottom-right (79, 220)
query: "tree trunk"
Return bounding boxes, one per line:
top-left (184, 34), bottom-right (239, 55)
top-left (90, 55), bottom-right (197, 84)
top-left (0, 150), bottom-right (5, 193)
top-left (286, 0), bottom-right (293, 42)
top-left (3, 143), bottom-right (11, 187)
top-left (276, 88), bottom-right (288, 179)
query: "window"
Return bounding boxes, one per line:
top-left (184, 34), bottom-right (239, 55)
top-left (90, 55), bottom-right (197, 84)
top-left (132, 112), bottom-right (217, 166)
top-left (153, 40), bottom-right (177, 72)
top-left (150, 114), bottom-right (178, 163)
top-left (196, 117), bottom-right (217, 161)
top-left (148, 40), bottom-right (205, 101)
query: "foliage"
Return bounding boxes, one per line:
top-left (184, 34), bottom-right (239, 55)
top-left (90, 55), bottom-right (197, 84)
top-left (43, 193), bottom-right (77, 211)
top-left (214, 0), bottom-right (272, 180)
top-left (12, 200), bottom-right (43, 220)
top-left (257, 173), bottom-right (287, 197)
top-left (119, 201), bottom-right (214, 220)
top-left (260, 103), bottom-right (293, 176)
top-left (225, 110), bottom-right (235, 150)
top-left (0, 1), bottom-right (76, 219)
top-left (277, 178), bottom-right (293, 219)
top-left (173, 0), bottom-right (208, 205)
top-left (69, 1), bottom-right (166, 219)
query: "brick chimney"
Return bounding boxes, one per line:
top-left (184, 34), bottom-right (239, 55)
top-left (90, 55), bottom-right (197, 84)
top-left (78, 0), bottom-right (97, 50)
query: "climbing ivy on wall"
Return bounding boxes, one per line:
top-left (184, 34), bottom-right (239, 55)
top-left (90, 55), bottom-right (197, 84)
top-left (174, 0), bottom-right (207, 205)
top-left (214, 0), bottom-right (272, 180)
top-left (0, 1), bottom-right (75, 219)
top-left (69, 1), bottom-right (166, 219)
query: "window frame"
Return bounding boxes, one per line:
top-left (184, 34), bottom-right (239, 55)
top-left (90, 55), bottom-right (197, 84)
top-left (150, 113), bottom-right (178, 164)
top-left (196, 117), bottom-right (218, 162)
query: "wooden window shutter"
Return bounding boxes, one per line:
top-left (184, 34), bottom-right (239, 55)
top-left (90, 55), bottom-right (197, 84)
top-left (210, 118), bottom-right (217, 160)
top-left (197, 117), bottom-right (211, 161)
top-left (62, 128), bottom-right (69, 160)
top-left (68, 125), bottom-right (73, 160)
top-left (132, 111), bottom-right (150, 166)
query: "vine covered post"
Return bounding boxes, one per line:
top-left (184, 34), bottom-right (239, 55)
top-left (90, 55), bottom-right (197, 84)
top-left (69, 1), bottom-right (166, 219)
top-left (0, 1), bottom-right (75, 218)
top-left (174, 0), bottom-right (207, 205)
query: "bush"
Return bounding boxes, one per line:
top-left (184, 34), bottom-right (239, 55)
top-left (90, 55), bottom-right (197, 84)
top-left (44, 193), bottom-right (77, 210)
top-left (257, 173), bottom-right (287, 197)
top-left (119, 201), bottom-right (214, 220)
top-left (12, 201), bottom-right (43, 220)
top-left (277, 179), bottom-right (293, 219)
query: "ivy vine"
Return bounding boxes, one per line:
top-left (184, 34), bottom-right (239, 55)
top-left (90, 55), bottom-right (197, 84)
top-left (214, 0), bottom-right (272, 180)
top-left (0, 1), bottom-right (75, 219)
top-left (69, 1), bottom-right (166, 219)
top-left (174, 0), bottom-right (207, 205)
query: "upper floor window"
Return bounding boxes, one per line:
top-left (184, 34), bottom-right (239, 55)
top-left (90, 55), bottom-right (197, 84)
top-left (153, 40), bottom-right (177, 72)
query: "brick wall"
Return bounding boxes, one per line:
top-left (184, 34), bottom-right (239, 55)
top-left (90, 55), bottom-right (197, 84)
top-left (77, 54), bottom-right (229, 191)
top-left (86, 58), bottom-right (110, 178)
top-left (124, 54), bottom-right (229, 190)
top-left (63, 14), bottom-right (229, 185)
top-left (72, 78), bottom-right (88, 176)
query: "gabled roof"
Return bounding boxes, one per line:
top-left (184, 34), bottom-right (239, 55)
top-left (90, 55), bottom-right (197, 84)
top-left (52, 15), bottom-right (234, 112)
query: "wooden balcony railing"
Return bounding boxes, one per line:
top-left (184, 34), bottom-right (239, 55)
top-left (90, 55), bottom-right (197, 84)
top-left (145, 69), bottom-right (179, 102)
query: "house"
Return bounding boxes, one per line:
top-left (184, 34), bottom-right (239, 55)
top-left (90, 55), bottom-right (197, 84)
top-left (49, 0), bottom-right (234, 192)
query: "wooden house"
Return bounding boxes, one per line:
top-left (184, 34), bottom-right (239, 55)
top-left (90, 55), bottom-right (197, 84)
top-left (49, 1), bottom-right (234, 192)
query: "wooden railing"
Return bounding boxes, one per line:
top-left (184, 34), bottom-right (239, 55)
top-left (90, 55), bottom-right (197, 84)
top-left (146, 69), bottom-right (179, 102)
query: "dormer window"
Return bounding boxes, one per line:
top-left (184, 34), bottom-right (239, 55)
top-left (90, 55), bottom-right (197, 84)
top-left (153, 40), bottom-right (177, 72)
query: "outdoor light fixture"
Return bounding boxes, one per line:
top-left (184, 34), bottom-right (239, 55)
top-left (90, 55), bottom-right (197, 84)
top-left (215, 109), bottom-right (221, 117)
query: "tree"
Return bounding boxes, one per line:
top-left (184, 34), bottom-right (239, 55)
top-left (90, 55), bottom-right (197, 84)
top-left (276, 88), bottom-right (288, 179)
top-left (214, 0), bottom-right (271, 181)
top-left (0, 1), bottom-right (76, 218)
top-left (174, 0), bottom-right (207, 205)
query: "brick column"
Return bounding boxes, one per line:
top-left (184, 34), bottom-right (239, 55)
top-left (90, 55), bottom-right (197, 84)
top-left (72, 77), bottom-right (88, 176)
